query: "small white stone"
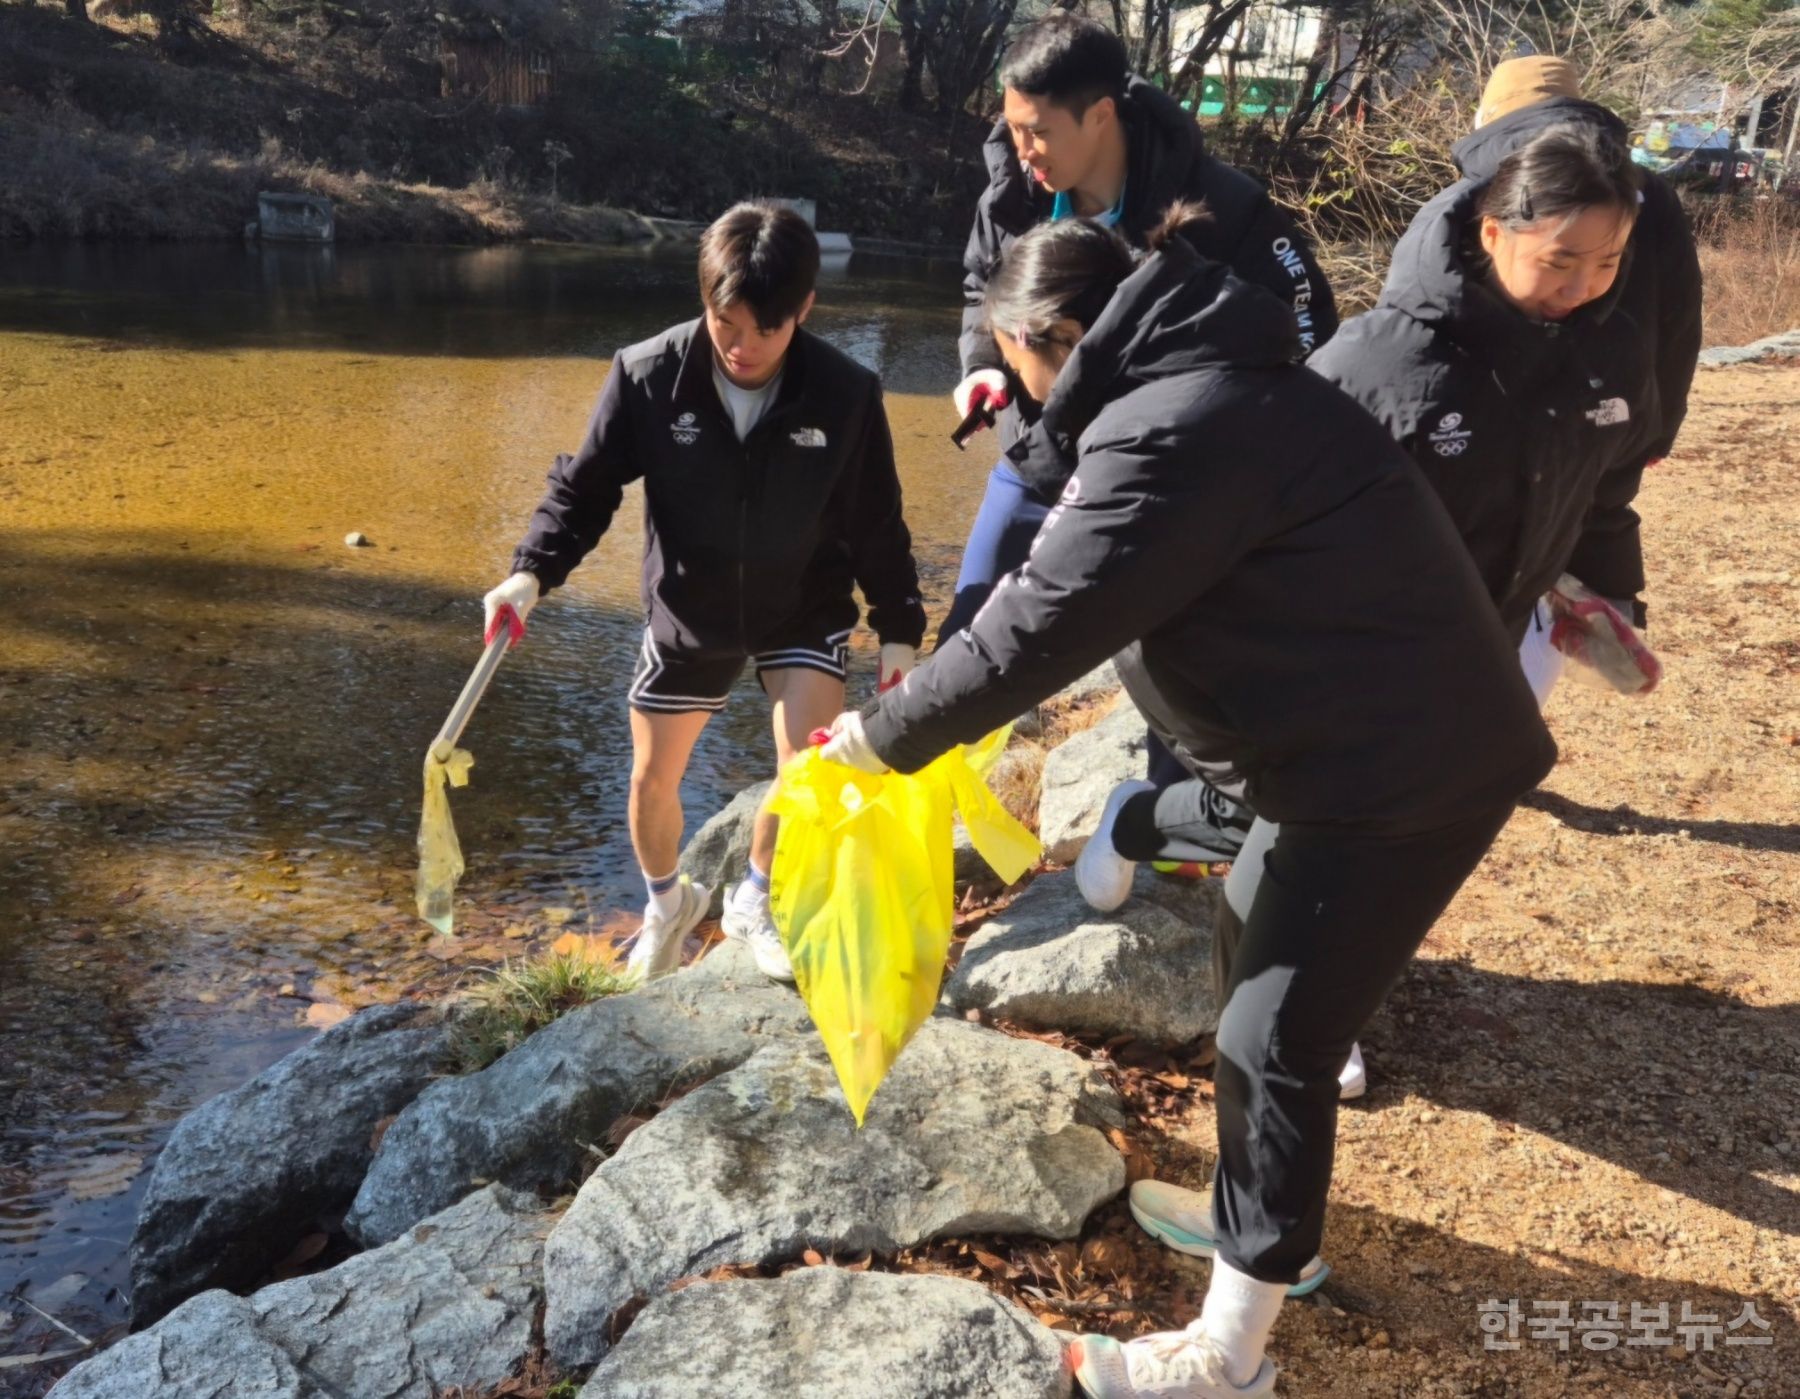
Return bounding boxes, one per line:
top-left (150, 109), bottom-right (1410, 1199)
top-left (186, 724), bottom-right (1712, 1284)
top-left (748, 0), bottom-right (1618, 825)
top-left (345, 532), bottom-right (370, 548)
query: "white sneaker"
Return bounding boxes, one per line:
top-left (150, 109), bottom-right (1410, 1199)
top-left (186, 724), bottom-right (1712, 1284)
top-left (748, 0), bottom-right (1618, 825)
top-left (1072, 1329), bottom-right (1276, 1398)
top-left (626, 877), bottom-right (708, 983)
top-left (1339, 1041), bottom-right (1367, 1101)
top-left (1076, 780), bottom-right (1155, 913)
top-left (721, 879), bottom-right (796, 982)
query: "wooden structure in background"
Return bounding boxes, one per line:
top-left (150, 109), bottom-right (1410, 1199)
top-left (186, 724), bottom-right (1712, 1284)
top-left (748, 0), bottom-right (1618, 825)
top-left (439, 35), bottom-right (558, 106)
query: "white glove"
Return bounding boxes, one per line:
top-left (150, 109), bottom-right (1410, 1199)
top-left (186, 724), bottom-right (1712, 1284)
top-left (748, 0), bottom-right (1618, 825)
top-left (483, 571), bottom-right (540, 646)
top-left (878, 642), bottom-right (916, 694)
top-left (819, 711), bottom-right (889, 774)
top-left (953, 369), bottom-right (1010, 421)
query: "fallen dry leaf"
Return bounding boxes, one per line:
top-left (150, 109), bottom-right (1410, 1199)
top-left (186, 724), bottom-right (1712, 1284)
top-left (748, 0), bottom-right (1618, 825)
top-left (604, 1114), bottom-right (651, 1151)
top-left (369, 1114), bottom-right (398, 1152)
top-left (801, 1248), bottom-right (826, 1266)
top-left (270, 1232), bottom-right (329, 1280)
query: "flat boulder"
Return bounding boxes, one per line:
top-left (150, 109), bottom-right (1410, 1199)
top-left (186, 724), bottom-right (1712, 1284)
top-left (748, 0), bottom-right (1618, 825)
top-left (57, 1186), bottom-right (548, 1399)
top-left (945, 868), bottom-right (1219, 1046)
top-left (582, 1267), bottom-right (1070, 1399)
top-left (346, 942), bottom-right (810, 1247)
top-left (544, 1016), bottom-right (1124, 1368)
top-left (129, 1001), bottom-right (449, 1326)
top-left (1037, 701), bottom-right (1145, 864)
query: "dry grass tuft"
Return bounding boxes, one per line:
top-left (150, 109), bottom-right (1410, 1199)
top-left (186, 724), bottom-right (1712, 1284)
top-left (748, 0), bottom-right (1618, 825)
top-left (1691, 196), bottom-right (1800, 349)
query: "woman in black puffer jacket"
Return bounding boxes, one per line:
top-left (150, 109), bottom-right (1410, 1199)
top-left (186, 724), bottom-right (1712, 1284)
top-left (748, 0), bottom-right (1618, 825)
top-left (1310, 121), bottom-right (1657, 687)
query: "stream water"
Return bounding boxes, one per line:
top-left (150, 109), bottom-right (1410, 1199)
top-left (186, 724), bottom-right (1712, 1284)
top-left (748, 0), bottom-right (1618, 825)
top-left (0, 239), bottom-right (983, 1381)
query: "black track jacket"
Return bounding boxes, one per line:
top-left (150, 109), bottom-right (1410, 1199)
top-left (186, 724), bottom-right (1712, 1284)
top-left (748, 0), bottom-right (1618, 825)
top-left (866, 240), bottom-right (1555, 833)
top-left (511, 320), bottom-right (927, 653)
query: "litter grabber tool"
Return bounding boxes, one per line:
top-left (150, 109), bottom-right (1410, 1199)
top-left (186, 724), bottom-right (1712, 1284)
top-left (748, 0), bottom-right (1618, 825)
top-left (1545, 575), bottom-right (1661, 696)
top-left (416, 604), bottom-right (525, 935)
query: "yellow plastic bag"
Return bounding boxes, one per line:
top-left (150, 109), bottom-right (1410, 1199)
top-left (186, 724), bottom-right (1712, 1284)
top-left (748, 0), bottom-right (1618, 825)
top-left (767, 728), bottom-right (1040, 1125)
top-left (416, 745), bottom-right (474, 936)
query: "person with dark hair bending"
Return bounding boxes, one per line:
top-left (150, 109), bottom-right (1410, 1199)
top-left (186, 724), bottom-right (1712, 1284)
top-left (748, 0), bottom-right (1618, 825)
top-left (946, 12), bottom-right (1339, 865)
top-left (1076, 119), bottom-right (1661, 1123)
top-left (819, 207), bottom-right (1555, 1398)
top-left (482, 201), bottom-right (925, 987)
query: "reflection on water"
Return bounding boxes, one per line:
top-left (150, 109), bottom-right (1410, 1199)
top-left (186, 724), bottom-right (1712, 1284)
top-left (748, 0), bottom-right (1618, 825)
top-left (0, 241), bottom-right (980, 1382)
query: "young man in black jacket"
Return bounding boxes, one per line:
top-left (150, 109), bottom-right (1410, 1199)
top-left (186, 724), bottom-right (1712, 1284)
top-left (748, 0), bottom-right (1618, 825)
top-left (482, 202), bottom-right (926, 985)
top-left (940, 13), bottom-right (1338, 641)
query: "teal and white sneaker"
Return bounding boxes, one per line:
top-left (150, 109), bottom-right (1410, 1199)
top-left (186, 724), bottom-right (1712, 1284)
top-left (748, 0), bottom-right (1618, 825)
top-left (1129, 1181), bottom-right (1331, 1299)
top-left (1071, 1328), bottom-right (1276, 1398)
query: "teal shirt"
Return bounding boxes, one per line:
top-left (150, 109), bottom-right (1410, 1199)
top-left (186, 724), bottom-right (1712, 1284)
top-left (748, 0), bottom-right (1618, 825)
top-left (1051, 183), bottom-right (1127, 227)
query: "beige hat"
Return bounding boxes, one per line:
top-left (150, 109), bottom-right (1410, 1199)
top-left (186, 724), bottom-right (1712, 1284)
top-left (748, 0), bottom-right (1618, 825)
top-left (1475, 57), bottom-right (1582, 128)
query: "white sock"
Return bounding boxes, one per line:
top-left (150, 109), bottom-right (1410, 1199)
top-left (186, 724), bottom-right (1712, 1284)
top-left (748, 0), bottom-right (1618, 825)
top-left (1194, 1256), bottom-right (1286, 1387)
top-left (734, 861), bottom-right (771, 908)
top-left (644, 868), bottom-right (683, 921)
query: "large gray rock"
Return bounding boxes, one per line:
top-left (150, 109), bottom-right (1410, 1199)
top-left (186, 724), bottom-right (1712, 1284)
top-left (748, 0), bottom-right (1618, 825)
top-left (346, 942), bottom-right (810, 1247)
top-left (544, 1016), bottom-right (1124, 1368)
top-left (583, 1267), bottom-right (1070, 1399)
top-left (945, 868), bottom-right (1219, 1045)
top-left (1698, 327), bottom-right (1800, 367)
top-left (56, 1186), bottom-right (548, 1399)
top-left (1037, 701), bottom-right (1145, 864)
top-left (51, 1291), bottom-right (306, 1398)
top-left (680, 781), bottom-right (771, 915)
top-left (130, 1002), bottom-right (449, 1326)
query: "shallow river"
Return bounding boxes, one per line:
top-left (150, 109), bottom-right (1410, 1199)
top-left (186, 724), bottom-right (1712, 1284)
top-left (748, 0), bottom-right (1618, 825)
top-left (0, 240), bottom-right (982, 1373)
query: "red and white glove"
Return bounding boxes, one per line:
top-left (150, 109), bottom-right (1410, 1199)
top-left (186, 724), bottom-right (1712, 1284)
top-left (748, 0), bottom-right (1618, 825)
top-left (818, 711), bottom-right (889, 773)
top-left (878, 642), bottom-right (916, 694)
top-left (482, 571), bottom-right (539, 648)
top-left (953, 369), bottom-right (1011, 421)
top-left (1546, 576), bottom-right (1660, 695)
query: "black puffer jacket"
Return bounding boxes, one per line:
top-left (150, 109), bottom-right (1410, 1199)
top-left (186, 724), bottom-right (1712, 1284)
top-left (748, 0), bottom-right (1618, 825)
top-left (1308, 181), bottom-right (1660, 635)
top-left (511, 319), bottom-right (927, 653)
top-left (960, 76), bottom-right (1338, 486)
top-left (1452, 97), bottom-right (1702, 604)
top-left (866, 238), bottom-right (1554, 833)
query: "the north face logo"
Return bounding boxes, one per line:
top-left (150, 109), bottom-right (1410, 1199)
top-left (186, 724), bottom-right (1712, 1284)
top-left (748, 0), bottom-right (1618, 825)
top-left (1428, 412), bottom-right (1473, 457)
top-left (1585, 398), bottom-right (1630, 427)
top-left (790, 427), bottom-right (827, 448)
top-left (671, 411), bottom-right (700, 446)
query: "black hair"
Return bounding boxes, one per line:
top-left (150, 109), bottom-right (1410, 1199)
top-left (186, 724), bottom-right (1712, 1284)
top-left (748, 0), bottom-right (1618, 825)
top-left (698, 201), bottom-right (820, 330)
top-left (998, 13), bottom-right (1128, 119)
top-left (1477, 122), bottom-right (1642, 234)
top-left (984, 200), bottom-right (1208, 353)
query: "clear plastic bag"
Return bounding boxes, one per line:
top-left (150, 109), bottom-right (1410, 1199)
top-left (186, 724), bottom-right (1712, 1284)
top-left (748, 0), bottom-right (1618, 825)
top-left (1546, 575), bottom-right (1662, 696)
top-left (767, 727), bottom-right (1041, 1125)
top-left (416, 745), bottom-right (474, 935)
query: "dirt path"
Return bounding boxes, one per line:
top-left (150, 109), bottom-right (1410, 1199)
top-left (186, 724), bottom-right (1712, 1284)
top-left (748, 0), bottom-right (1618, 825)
top-left (1157, 362), bottom-right (1800, 1396)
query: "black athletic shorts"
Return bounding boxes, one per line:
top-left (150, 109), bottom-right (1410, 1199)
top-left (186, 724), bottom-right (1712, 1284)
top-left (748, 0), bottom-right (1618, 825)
top-left (627, 620), bottom-right (852, 716)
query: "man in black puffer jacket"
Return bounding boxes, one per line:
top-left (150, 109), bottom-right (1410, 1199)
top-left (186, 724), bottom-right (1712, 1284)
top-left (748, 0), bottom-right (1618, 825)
top-left (940, 13), bottom-right (1338, 639)
top-left (1450, 56), bottom-right (1703, 626)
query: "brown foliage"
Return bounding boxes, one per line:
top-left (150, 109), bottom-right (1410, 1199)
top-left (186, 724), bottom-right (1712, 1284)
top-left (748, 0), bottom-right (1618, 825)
top-left (1691, 195), bottom-right (1800, 348)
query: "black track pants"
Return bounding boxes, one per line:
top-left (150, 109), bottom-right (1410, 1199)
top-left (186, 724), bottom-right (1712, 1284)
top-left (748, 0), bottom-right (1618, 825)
top-left (1205, 805), bottom-right (1515, 1285)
